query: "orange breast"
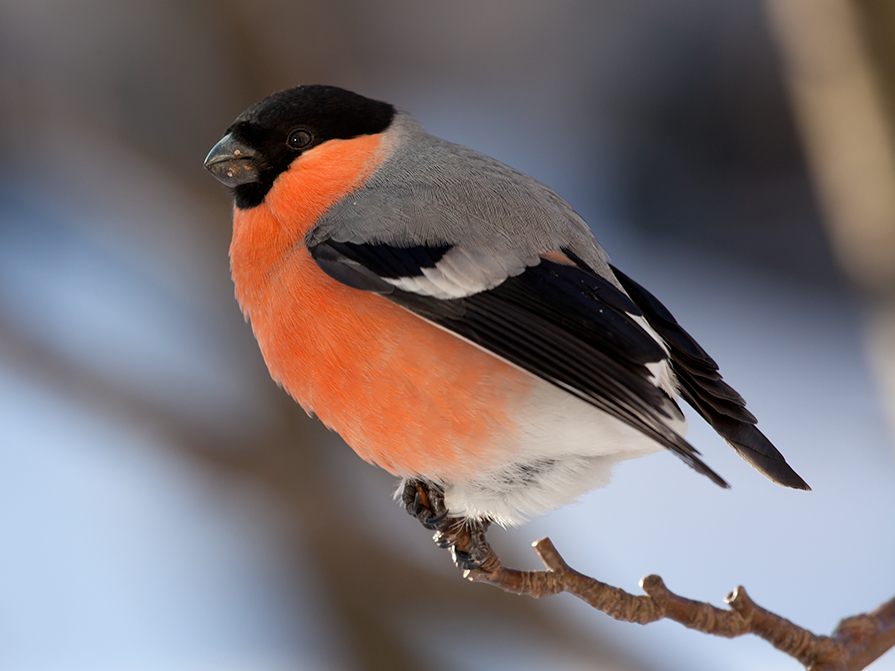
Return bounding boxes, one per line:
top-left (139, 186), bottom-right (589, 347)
top-left (230, 133), bottom-right (532, 479)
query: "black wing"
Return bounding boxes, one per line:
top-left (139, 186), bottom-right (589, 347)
top-left (309, 239), bottom-right (731, 488)
top-left (610, 265), bottom-right (809, 490)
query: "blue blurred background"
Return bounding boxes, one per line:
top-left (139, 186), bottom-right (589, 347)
top-left (1, 1), bottom-right (894, 670)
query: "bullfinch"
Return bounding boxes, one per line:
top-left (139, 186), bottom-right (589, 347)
top-left (204, 85), bottom-right (808, 561)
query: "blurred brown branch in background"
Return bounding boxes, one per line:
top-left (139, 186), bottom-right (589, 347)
top-left (764, 0), bottom-right (895, 448)
top-left (440, 529), bottom-right (895, 671)
top-left (763, 0), bottom-right (895, 294)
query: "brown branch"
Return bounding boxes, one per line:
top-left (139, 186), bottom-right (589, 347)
top-left (452, 532), bottom-right (893, 671)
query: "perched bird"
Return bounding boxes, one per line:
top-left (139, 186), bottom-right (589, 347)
top-left (205, 85), bottom-right (808, 562)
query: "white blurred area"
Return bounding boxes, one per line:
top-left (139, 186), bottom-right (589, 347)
top-left (1, 1), bottom-right (894, 670)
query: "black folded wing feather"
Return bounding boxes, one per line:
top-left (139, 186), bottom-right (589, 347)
top-left (610, 265), bottom-right (809, 490)
top-left (309, 239), bottom-right (731, 488)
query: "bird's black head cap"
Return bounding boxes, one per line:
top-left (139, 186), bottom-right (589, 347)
top-left (207, 85), bottom-right (395, 209)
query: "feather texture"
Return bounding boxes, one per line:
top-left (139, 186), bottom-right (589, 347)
top-left (611, 265), bottom-right (810, 490)
top-left (309, 239), bottom-right (730, 488)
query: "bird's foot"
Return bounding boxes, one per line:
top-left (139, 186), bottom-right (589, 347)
top-left (401, 479), bottom-right (448, 530)
top-left (401, 479), bottom-right (495, 571)
top-left (439, 519), bottom-right (493, 571)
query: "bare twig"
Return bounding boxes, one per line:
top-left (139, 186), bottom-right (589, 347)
top-left (446, 527), bottom-right (894, 671)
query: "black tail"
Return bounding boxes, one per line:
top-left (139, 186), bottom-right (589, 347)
top-left (611, 266), bottom-right (810, 491)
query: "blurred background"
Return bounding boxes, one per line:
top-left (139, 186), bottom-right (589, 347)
top-left (1, 0), bottom-right (894, 669)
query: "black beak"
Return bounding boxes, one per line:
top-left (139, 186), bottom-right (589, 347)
top-left (204, 134), bottom-right (260, 187)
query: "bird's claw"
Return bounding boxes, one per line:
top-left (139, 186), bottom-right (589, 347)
top-left (402, 479), bottom-right (449, 531)
top-left (402, 479), bottom-right (494, 571)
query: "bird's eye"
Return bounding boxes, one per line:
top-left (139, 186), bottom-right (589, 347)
top-left (287, 129), bottom-right (313, 149)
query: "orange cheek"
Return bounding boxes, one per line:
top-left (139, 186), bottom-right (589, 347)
top-left (265, 133), bottom-right (390, 240)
